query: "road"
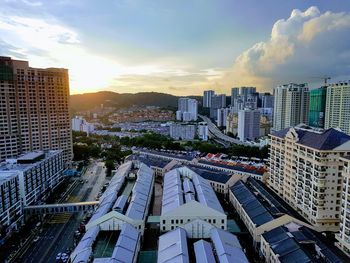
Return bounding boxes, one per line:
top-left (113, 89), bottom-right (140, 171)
top-left (17, 161), bottom-right (107, 263)
top-left (199, 114), bottom-right (248, 146)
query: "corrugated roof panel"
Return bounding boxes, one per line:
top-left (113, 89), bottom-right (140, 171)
top-left (210, 228), bottom-right (249, 263)
top-left (193, 240), bottom-right (216, 263)
top-left (112, 195), bottom-right (128, 212)
top-left (158, 228), bottom-right (189, 263)
top-left (111, 223), bottom-right (140, 263)
top-left (183, 178), bottom-right (195, 194)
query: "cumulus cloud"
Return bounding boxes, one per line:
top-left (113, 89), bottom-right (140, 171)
top-left (219, 6), bottom-right (350, 91)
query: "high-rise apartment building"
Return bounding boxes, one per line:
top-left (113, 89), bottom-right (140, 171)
top-left (0, 57), bottom-right (72, 164)
top-left (210, 94), bottom-right (226, 119)
top-left (231, 87), bottom-right (239, 107)
top-left (273, 83), bottom-right (309, 131)
top-left (176, 98), bottom-right (198, 121)
top-left (325, 81), bottom-right (350, 135)
top-left (216, 108), bottom-right (231, 127)
top-left (260, 92), bottom-right (274, 108)
top-left (203, 90), bottom-right (215, 108)
top-left (309, 87), bottom-right (327, 128)
top-left (268, 125), bottom-right (350, 231)
top-left (237, 109), bottom-right (260, 141)
top-left (239, 87), bottom-right (256, 102)
top-left (336, 155), bottom-right (350, 256)
top-left (197, 122), bottom-right (208, 141)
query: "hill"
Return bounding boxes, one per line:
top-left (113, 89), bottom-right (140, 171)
top-left (70, 91), bottom-right (201, 112)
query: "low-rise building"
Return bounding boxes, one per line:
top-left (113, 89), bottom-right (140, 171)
top-left (71, 222), bottom-right (140, 263)
top-left (71, 161), bottom-right (154, 263)
top-left (261, 222), bottom-right (345, 263)
top-left (85, 161), bottom-right (154, 234)
top-left (160, 167), bottom-right (227, 233)
top-left (229, 178), bottom-right (312, 244)
top-left (157, 227), bottom-right (249, 263)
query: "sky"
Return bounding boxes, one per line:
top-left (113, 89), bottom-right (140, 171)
top-left (0, 0), bottom-right (350, 95)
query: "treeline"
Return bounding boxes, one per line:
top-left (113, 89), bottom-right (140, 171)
top-left (72, 131), bottom-right (269, 173)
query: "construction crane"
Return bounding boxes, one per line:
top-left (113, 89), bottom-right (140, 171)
top-left (310, 75), bottom-right (331, 85)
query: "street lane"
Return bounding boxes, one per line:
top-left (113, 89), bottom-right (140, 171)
top-left (19, 161), bottom-right (107, 263)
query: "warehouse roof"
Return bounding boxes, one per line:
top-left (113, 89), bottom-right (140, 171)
top-left (157, 227), bottom-right (189, 263)
top-left (210, 228), bottom-right (249, 263)
top-left (230, 180), bottom-right (274, 226)
top-left (158, 227), bottom-right (249, 263)
top-left (161, 167), bottom-right (224, 215)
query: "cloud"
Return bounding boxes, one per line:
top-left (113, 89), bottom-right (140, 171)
top-left (219, 6), bottom-right (350, 91)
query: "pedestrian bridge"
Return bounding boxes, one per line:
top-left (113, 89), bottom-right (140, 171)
top-left (24, 201), bottom-right (99, 216)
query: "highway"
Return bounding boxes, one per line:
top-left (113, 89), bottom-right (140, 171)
top-left (14, 161), bottom-right (107, 263)
top-left (199, 114), bottom-right (248, 146)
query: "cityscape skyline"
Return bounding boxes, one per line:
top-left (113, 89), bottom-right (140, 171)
top-left (0, 1), bottom-right (350, 95)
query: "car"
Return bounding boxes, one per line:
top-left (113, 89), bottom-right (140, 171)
top-left (36, 222), bottom-right (41, 228)
top-left (33, 236), bottom-right (40, 242)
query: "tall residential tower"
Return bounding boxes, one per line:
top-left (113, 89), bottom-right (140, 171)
top-left (325, 81), bottom-right (350, 135)
top-left (0, 57), bottom-right (72, 164)
top-left (273, 83), bottom-right (309, 131)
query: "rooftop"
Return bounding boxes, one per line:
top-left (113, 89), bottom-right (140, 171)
top-left (157, 227), bottom-right (249, 263)
top-left (262, 222), bottom-right (344, 263)
top-left (0, 150), bottom-right (62, 172)
top-left (161, 167), bottom-right (224, 215)
top-left (198, 159), bottom-right (266, 175)
top-left (271, 126), bottom-right (350, 150)
top-left (89, 161), bottom-right (154, 223)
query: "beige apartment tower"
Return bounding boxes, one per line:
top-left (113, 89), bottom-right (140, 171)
top-left (0, 56), bottom-right (72, 164)
top-left (268, 125), bottom-right (350, 231)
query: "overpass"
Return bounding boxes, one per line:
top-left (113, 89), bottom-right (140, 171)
top-left (199, 114), bottom-right (249, 146)
top-left (24, 201), bottom-right (99, 216)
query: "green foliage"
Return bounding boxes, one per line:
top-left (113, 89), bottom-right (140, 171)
top-left (105, 159), bottom-right (115, 177)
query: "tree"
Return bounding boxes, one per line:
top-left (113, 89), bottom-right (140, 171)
top-left (105, 159), bottom-right (115, 177)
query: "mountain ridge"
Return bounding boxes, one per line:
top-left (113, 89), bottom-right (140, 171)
top-left (70, 91), bottom-right (202, 112)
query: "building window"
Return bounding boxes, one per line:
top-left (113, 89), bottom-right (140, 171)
top-left (171, 220), bottom-right (174, 224)
top-left (163, 220), bottom-right (165, 224)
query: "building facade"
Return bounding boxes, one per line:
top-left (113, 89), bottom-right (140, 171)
top-left (231, 87), bottom-right (239, 107)
top-left (0, 56), bottom-right (72, 164)
top-left (197, 122), bottom-right (208, 141)
top-left (237, 109), bottom-right (260, 142)
top-left (268, 126), bottom-right (350, 231)
top-left (217, 108), bottom-right (230, 127)
top-left (0, 150), bottom-right (64, 236)
top-left (309, 87), bottom-right (327, 128)
top-left (325, 81), bottom-right (350, 135)
top-left (203, 90), bottom-right (215, 108)
top-left (0, 172), bottom-right (21, 236)
top-left (336, 156), bottom-right (350, 256)
top-left (169, 123), bottom-right (196, 140)
top-left (71, 116), bottom-right (95, 134)
top-left (273, 83), bottom-right (309, 131)
top-left (160, 167), bottom-right (227, 233)
top-left (176, 98), bottom-right (198, 121)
